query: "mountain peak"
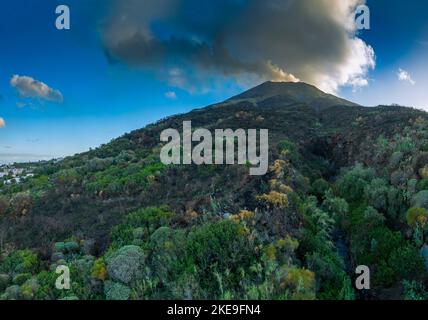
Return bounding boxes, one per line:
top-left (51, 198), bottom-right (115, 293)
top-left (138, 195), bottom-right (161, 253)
top-left (228, 81), bottom-right (359, 111)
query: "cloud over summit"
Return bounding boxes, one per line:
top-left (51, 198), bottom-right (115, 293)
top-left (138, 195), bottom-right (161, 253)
top-left (103, 0), bottom-right (375, 93)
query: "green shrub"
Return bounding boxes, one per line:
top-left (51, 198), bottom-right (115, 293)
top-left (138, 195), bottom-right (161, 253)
top-left (34, 271), bottom-right (59, 300)
top-left (0, 274), bottom-right (10, 291)
top-left (365, 179), bottom-right (389, 211)
top-left (402, 280), bottom-right (427, 300)
top-left (186, 220), bottom-right (256, 297)
top-left (411, 191), bottom-right (428, 209)
top-left (363, 206), bottom-right (385, 228)
top-left (106, 245), bottom-right (145, 284)
top-left (64, 241), bottom-right (80, 253)
top-left (20, 278), bottom-right (40, 300)
top-left (133, 227), bottom-right (145, 240)
top-left (3, 285), bottom-right (21, 300)
top-left (311, 179), bottom-right (330, 200)
top-left (337, 276), bottom-right (355, 300)
top-left (354, 226), bottom-right (425, 286)
top-left (148, 227), bottom-right (188, 284)
top-left (54, 242), bottom-right (66, 253)
top-left (388, 245), bottom-right (425, 280)
top-left (417, 179), bottom-right (428, 192)
top-left (0, 250), bottom-right (38, 275)
top-left (85, 161), bottom-right (164, 197)
top-left (12, 273), bottom-right (32, 286)
top-left (386, 187), bottom-right (405, 220)
top-left (375, 260), bottom-right (395, 287)
top-left (335, 164), bottom-right (374, 202)
top-left (74, 255), bottom-right (95, 275)
top-left (395, 135), bottom-right (415, 154)
top-left (389, 152), bottom-right (404, 168)
top-left (111, 206), bottom-right (174, 248)
top-left (322, 191), bottom-right (349, 219)
top-left (104, 280), bottom-right (131, 300)
top-left (279, 267), bottom-right (316, 300)
top-left (51, 252), bottom-right (65, 262)
top-left (299, 196), bottom-right (347, 299)
top-left (278, 140), bottom-right (300, 164)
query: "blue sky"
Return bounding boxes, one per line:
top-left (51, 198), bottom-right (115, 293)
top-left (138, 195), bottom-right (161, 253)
top-left (0, 0), bottom-right (427, 163)
top-left (344, 0), bottom-right (428, 106)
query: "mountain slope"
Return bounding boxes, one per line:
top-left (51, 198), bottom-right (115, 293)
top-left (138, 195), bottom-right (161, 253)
top-left (1, 83), bottom-right (425, 250)
top-left (0, 83), bottom-right (427, 300)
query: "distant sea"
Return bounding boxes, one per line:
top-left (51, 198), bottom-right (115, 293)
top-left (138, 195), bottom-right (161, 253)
top-left (0, 153), bottom-right (55, 165)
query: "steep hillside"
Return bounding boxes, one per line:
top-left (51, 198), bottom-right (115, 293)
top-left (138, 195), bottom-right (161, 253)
top-left (0, 82), bottom-right (427, 300)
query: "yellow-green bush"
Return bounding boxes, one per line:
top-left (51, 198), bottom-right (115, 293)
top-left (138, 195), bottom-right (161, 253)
top-left (406, 207), bottom-right (428, 228)
top-left (91, 258), bottom-right (107, 281)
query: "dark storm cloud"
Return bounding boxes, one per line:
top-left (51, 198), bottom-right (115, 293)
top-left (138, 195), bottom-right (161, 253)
top-left (102, 0), bottom-right (374, 93)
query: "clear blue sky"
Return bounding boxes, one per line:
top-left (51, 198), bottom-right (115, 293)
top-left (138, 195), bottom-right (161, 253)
top-left (0, 0), bottom-right (427, 163)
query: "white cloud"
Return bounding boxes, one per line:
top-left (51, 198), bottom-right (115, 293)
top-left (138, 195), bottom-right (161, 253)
top-left (0, 117), bottom-right (5, 128)
top-left (397, 68), bottom-right (416, 85)
top-left (10, 75), bottom-right (64, 103)
top-left (165, 91), bottom-right (177, 99)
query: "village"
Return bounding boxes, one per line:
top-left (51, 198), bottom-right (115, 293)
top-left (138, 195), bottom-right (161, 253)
top-left (0, 164), bottom-right (34, 185)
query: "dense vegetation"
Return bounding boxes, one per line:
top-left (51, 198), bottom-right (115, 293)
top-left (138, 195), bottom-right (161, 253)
top-left (0, 82), bottom-right (427, 300)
